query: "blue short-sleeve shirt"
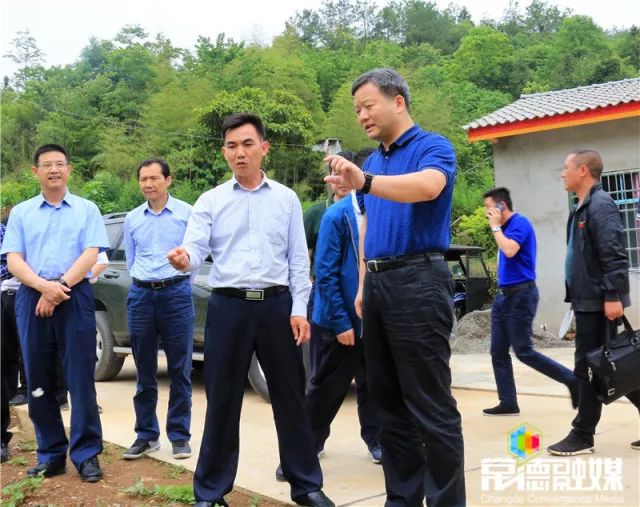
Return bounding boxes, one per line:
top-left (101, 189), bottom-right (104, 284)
top-left (360, 125), bottom-right (456, 258)
top-left (0, 191), bottom-right (109, 280)
top-left (497, 213), bottom-right (536, 287)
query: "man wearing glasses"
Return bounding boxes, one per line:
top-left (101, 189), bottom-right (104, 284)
top-left (1, 144), bottom-right (108, 483)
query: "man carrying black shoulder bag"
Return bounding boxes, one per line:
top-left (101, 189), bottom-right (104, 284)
top-left (548, 149), bottom-right (640, 456)
top-left (586, 316), bottom-right (640, 405)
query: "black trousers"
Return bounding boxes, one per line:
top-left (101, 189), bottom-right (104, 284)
top-left (306, 326), bottom-right (379, 452)
top-left (1, 290), bottom-right (19, 444)
top-left (571, 311), bottom-right (640, 441)
top-left (194, 291), bottom-right (322, 504)
top-left (363, 259), bottom-right (466, 507)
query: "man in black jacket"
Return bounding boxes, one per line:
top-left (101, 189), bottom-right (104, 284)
top-left (548, 149), bottom-right (640, 456)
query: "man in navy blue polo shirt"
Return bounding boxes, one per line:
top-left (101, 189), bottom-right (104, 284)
top-left (325, 68), bottom-right (465, 507)
top-left (482, 187), bottom-right (578, 416)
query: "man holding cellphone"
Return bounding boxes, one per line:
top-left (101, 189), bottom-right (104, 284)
top-left (482, 187), bottom-right (579, 416)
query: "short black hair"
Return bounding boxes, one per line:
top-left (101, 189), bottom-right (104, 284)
top-left (328, 150), bottom-right (356, 173)
top-left (221, 113), bottom-right (266, 141)
top-left (355, 148), bottom-right (375, 169)
top-left (483, 187), bottom-right (513, 211)
top-left (569, 149), bottom-right (603, 179)
top-left (137, 158), bottom-right (171, 179)
top-left (351, 68), bottom-right (411, 111)
top-left (34, 144), bottom-right (69, 166)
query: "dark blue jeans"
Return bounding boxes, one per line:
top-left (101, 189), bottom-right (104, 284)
top-left (15, 281), bottom-right (102, 469)
top-left (491, 285), bottom-right (575, 408)
top-left (363, 258), bottom-right (465, 507)
top-left (127, 279), bottom-right (194, 442)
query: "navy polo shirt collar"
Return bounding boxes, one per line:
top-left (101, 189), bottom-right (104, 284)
top-left (379, 124), bottom-right (421, 154)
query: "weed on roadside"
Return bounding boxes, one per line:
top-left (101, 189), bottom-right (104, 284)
top-left (161, 461), bottom-right (188, 479)
top-left (1, 473), bottom-right (44, 507)
top-left (249, 494), bottom-right (261, 506)
top-left (123, 479), bottom-right (195, 504)
top-left (15, 439), bottom-right (36, 452)
top-left (7, 455), bottom-right (26, 466)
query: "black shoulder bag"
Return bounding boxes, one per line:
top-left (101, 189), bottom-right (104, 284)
top-left (586, 316), bottom-right (640, 405)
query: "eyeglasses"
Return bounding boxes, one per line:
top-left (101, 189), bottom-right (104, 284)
top-left (37, 161), bottom-right (68, 170)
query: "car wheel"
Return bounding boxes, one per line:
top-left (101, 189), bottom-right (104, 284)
top-left (248, 353), bottom-right (270, 403)
top-left (95, 311), bottom-right (125, 381)
top-left (247, 342), bottom-right (312, 404)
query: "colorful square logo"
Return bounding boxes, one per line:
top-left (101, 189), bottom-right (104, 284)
top-left (509, 423), bottom-right (542, 463)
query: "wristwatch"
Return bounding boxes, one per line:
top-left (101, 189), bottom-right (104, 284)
top-left (491, 225), bottom-right (502, 233)
top-left (57, 277), bottom-right (69, 288)
top-left (361, 172), bottom-right (374, 194)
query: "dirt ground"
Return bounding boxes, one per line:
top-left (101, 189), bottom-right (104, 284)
top-left (0, 409), bottom-right (287, 507)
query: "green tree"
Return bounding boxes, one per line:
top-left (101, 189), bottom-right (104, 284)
top-left (199, 87), bottom-right (320, 191)
top-left (449, 26), bottom-right (516, 94)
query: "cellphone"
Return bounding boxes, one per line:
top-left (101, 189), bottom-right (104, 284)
top-left (496, 202), bottom-right (505, 211)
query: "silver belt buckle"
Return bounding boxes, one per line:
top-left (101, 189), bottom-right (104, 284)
top-left (245, 289), bottom-right (264, 301)
top-left (367, 260), bottom-right (378, 273)
top-left (151, 280), bottom-right (164, 290)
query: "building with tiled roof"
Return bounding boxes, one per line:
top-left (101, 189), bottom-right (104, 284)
top-left (464, 78), bottom-right (640, 334)
top-left (464, 77), bottom-right (640, 142)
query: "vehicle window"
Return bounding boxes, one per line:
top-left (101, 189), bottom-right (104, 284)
top-left (113, 238), bottom-right (126, 262)
top-left (466, 256), bottom-right (488, 278)
top-left (448, 261), bottom-right (465, 279)
top-left (105, 223), bottom-right (122, 259)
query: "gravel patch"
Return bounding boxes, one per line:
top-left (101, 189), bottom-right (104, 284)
top-left (451, 309), bottom-right (574, 354)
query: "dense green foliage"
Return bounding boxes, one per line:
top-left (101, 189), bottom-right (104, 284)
top-left (1, 1), bottom-right (638, 246)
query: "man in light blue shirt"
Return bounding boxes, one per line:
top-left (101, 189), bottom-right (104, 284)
top-left (168, 113), bottom-right (333, 507)
top-left (1, 144), bottom-right (108, 483)
top-left (121, 158), bottom-right (194, 461)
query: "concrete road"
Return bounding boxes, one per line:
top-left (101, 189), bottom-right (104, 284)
top-left (36, 349), bottom-right (640, 506)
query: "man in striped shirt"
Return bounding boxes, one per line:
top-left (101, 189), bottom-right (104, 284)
top-left (168, 113), bottom-right (334, 507)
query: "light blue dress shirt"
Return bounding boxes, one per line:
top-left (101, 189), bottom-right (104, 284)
top-left (123, 195), bottom-right (192, 281)
top-left (182, 174), bottom-right (311, 317)
top-left (0, 191), bottom-right (109, 280)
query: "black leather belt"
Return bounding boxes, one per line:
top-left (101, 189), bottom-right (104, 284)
top-left (212, 286), bottom-right (289, 301)
top-left (499, 281), bottom-right (536, 296)
top-left (365, 252), bottom-right (444, 273)
top-left (2, 289), bottom-right (16, 296)
top-left (132, 276), bottom-right (189, 290)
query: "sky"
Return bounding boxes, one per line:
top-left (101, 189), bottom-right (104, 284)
top-left (1, 0), bottom-right (638, 76)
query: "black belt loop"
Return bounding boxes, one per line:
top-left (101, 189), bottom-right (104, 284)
top-left (132, 275), bottom-right (190, 290)
top-left (365, 252), bottom-right (444, 273)
top-left (498, 281), bottom-right (536, 296)
top-left (212, 286), bottom-right (289, 301)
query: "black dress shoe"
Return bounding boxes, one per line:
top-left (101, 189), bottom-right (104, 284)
top-left (293, 490), bottom-right (335, 507)
top-left (27, 460), bottom-right (66, 478)
top-left (194, 500), bottom-right (227, 507)
top-left (79, 456), bottom-right (103, 482)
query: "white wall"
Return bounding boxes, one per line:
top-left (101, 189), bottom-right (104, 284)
top-left (492, 117), bottom-right (640, 334)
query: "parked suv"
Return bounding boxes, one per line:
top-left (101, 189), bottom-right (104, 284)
top-left (94, 213), bottom-right (278, 397)
top-left (93, 213), bottom-right (492, 403)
